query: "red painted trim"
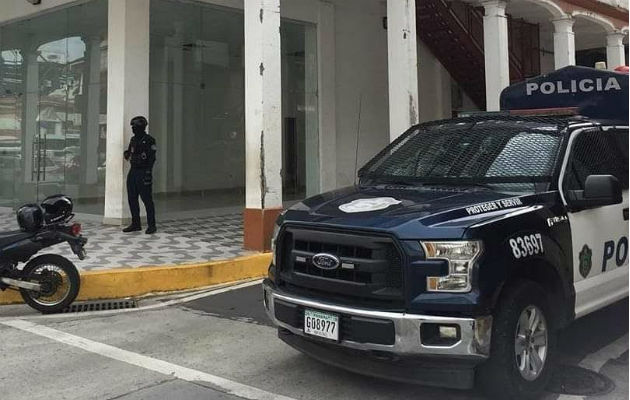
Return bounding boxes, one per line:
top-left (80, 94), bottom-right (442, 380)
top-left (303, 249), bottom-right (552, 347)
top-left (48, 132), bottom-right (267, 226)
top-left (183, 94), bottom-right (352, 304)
top-left (243, 208), bottom-right (283, 252)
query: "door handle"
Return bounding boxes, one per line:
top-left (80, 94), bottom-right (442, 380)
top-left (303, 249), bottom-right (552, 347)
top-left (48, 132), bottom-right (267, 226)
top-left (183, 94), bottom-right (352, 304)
top-left (624, 208), bottom-right (628, 221)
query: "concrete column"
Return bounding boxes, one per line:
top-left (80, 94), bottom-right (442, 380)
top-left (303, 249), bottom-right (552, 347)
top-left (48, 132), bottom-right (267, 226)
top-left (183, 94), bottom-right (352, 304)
top-left (482, 0), bottom-right (509, 111)
top-left (243, 0), bottom-right (283, 251)
top-left (23, 51), bottom-right (39, 184)
top-left (552, 17), bottom-right (576, 69)
top-left (317, 1), bottom-right (337, 193)
top-left (606, 31), bottom-right (626, 70)
top-left (84, 36), bottom-right (101, 185)
top-left (104, 0), bottom-right (150, 225)
top-left (387, 0), bottom-right (419, 141)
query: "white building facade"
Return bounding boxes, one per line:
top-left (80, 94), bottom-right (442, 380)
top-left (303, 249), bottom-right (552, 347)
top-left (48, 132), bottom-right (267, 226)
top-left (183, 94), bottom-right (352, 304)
top-left (0, 0), bottom-right (627, 250)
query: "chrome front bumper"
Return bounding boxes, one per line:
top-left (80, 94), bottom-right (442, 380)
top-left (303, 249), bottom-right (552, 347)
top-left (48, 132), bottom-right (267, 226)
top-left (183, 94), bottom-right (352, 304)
top-left (263, 281), bottom-right (492, 360)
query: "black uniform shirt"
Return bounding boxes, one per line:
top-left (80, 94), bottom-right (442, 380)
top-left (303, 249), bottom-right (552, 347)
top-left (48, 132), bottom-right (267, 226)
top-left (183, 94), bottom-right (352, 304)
top-left (128, 133), bottom-right (156, 170)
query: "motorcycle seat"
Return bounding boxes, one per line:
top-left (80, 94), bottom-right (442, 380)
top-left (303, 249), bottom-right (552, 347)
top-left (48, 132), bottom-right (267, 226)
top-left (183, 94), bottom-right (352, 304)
top-left (0, 230), bottom-right (34, 248)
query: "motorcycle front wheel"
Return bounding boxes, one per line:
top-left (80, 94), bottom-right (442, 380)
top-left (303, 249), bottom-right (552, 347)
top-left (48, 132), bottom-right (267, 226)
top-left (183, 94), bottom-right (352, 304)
top-left (20, 254), bottom-right (81, 314)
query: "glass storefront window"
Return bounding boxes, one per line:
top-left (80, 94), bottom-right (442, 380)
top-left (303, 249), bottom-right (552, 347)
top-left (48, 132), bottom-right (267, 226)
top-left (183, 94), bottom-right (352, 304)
top-left (150, 0), bottom-right (319, 214)
top-left (281, 21), bottom-right (319, 200)
top-left (0, 0), bottom-right (108, 212)
top-left (150, 1), bottom-right (246, 213)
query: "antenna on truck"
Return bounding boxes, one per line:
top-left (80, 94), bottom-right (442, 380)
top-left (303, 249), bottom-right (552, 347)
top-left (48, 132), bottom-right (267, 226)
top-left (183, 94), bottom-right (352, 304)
top-left (353, 93), bottom-right (363, 186)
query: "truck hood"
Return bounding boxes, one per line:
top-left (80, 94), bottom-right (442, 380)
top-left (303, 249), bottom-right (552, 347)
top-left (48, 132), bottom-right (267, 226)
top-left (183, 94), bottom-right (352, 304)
top-left (283, 184), bottom-right (548, 239)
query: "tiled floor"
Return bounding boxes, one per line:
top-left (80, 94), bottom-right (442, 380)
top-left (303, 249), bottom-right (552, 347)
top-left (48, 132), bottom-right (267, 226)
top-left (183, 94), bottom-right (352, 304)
top-left (0, 210), bottom-right (254, 271)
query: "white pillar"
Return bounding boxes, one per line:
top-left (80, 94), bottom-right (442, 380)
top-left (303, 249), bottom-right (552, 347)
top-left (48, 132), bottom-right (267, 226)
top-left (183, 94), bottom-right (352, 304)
top-left (244, 0), bottom-right (283, 251)
top-left (606, 32), bottom-right (626, 70)
top-left (482, 0), bottom-right (509, 111)
top-left (552, 17), bottom-right (576, 69)
top-left (23, 51), bottom-right (39, 184)
top-left (84, 36), bottom-right (101, 185)
top-left (104, 0), bottom-right (150, 225)
top-left (387, 0), bottom-right (419, 141)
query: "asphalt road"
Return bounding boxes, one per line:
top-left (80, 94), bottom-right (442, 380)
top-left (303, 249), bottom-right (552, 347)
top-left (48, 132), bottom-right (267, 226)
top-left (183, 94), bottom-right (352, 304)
top-left (0, 280), bottom-right (627, 400)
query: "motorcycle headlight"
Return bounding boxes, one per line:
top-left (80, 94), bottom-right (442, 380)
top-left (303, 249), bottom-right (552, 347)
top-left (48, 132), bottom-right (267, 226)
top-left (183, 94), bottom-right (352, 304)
top-left (421, 241), bottom-right (482, 293)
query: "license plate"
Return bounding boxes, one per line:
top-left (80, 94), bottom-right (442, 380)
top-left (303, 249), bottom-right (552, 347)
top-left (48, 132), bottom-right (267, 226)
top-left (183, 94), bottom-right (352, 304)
top-left (304, 309), bottom-right (339, 341)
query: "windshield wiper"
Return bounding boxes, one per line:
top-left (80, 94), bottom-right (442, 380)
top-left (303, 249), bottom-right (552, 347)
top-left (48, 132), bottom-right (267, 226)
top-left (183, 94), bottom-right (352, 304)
top-left (367, 178), bottom-right (421, 187)
top-left (421, 181), bottom-right (493, 190)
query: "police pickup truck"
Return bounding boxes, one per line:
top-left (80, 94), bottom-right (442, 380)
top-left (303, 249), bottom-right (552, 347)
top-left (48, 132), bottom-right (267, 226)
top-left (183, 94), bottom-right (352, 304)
top-left (263, 66), bottom-right (629, 399)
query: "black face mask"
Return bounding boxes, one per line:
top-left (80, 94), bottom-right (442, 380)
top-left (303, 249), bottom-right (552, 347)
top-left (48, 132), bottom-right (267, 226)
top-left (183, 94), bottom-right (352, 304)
top-left (131, 124), bottom-right (145, 136)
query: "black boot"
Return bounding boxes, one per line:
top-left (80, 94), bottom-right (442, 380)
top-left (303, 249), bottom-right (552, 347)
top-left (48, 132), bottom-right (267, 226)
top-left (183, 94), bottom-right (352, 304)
top-left (145, 226), bottom-right (157, 235)
top-left (123, 224), bottom-right (142, 233)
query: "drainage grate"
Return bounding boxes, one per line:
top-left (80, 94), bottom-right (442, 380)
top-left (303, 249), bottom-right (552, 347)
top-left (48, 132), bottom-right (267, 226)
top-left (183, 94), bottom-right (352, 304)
top-left (547, 365), bottom-right (615, 396)
top-left (62, 300), bottom-right (138, 313)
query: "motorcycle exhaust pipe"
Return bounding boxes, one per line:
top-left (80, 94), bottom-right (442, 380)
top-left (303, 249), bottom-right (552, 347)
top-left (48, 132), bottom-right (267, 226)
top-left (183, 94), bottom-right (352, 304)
top-left (1, 277), bottom-right (42, 291)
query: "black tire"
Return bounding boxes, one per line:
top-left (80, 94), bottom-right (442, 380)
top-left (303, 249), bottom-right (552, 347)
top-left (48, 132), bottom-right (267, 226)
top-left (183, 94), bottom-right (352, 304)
top-left (19, 254), bottom-right (80, 314)
top-left (477, 280), bottom-right (557, 399)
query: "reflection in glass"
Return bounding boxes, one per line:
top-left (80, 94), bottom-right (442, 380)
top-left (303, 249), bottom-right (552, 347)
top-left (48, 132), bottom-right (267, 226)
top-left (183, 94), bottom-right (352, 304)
top-left (150, 1), bottom-right (247, 213)
top-left (282, 22), bottom-right (319, 200)
top-left (0, 0), bottom-right (107, 212)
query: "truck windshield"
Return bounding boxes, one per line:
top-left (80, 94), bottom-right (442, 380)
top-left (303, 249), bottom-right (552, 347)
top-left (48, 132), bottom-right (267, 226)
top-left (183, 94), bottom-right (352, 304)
top-left (360, 118), bottom-right (565, 193)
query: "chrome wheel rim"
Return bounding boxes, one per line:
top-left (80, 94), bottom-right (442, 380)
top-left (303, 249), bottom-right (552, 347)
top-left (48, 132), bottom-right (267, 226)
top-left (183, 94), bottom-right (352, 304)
top-left (27, 264), bottom-right (71, 306)
top-left (515, 305), bottom-right (548, 381)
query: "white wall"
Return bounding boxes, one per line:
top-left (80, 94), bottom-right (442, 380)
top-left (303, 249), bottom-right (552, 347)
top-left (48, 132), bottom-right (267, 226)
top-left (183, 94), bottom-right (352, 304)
top-left (461, 90), bottom-right (478, 112)
top-left (418, 40), bottom-right (452, 122)
top-left (596, 0), bottom-right (629, 10)
top-left (330, 0), bottom-right (389, 188)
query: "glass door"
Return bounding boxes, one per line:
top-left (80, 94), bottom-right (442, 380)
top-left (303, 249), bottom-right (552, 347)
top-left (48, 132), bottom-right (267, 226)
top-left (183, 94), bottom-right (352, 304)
top-left (0, 0), bottom-right (107, 212)
top-left (0, 44), bottom-right (23, 207)
top-left (281, 21), bottom-right (319, 201)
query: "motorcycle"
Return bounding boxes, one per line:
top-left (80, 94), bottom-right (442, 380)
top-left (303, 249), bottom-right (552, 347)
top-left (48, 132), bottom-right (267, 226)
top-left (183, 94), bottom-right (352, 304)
top-left (0, 195), bottom-right (86, 313)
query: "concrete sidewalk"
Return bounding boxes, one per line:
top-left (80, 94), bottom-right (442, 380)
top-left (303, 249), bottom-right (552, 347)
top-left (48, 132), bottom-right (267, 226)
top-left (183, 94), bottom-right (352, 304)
top-left (0, 210), bottom-right (254, 271)
top-left (0, 209), bottom-right (270, 304)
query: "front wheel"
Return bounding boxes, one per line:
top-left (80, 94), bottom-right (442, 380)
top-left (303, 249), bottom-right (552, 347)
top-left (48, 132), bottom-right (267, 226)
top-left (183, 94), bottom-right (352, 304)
top-left (19, 254), bottom-right (80, 314)
top-left (477, 280), bottom-right (557, 399)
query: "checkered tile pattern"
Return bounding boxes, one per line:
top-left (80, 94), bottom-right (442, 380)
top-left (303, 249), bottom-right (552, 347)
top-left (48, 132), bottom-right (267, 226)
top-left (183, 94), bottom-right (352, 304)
top-left (0, 210), bottom-right (253, 271)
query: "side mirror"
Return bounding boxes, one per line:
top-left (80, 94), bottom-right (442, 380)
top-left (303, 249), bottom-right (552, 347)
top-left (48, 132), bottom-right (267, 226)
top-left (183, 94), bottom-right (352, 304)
top-left (566, 175), bottom-right (623, 210)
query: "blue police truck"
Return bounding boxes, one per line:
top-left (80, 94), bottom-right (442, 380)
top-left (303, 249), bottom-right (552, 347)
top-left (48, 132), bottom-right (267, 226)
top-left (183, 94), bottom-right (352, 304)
top-left (263, 66), bottom-right (629, 399)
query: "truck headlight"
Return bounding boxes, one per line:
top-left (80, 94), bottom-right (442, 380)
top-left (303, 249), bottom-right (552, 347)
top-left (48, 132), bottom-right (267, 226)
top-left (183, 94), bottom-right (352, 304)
top-left (421, 241), bottom-right (482, 293)
top-left (271, 223), bottom-right (280, 266)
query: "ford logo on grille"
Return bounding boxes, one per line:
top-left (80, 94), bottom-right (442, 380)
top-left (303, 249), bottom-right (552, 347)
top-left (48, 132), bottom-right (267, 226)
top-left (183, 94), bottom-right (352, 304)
top-left (312, 253), bottom-right (340, 270)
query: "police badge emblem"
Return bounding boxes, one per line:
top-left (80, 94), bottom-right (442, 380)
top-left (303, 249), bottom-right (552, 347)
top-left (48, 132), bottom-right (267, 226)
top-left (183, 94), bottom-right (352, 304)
top-left (579, 244), bottom-right (592, 278)
top-left (339, 197), bottom-right (402, 213)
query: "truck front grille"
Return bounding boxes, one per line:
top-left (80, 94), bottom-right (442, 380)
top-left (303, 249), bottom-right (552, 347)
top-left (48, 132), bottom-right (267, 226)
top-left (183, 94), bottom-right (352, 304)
top-left (276, 226), bottom-right (405, 309)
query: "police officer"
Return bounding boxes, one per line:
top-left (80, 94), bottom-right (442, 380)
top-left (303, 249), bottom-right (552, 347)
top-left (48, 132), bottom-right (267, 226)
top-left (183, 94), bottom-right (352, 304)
top-left (123, 116), bottom-right (157, 234)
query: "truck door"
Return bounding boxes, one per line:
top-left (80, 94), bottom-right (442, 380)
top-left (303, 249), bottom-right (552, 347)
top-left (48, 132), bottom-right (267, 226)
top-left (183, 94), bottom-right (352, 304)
top-left (560, 127), bottom-right (629, 318)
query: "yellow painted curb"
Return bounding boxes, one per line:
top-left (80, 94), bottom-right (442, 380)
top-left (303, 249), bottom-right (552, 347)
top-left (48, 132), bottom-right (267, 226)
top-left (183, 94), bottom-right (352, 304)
top-left (0, 253), bottom-right (272, 305)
